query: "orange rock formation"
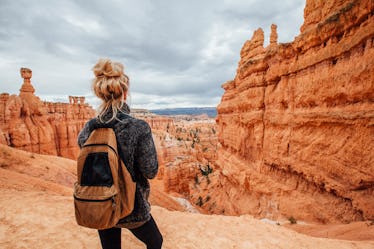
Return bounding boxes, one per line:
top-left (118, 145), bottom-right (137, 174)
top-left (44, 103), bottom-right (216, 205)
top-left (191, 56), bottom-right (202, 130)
top-left (138, 113), bottom-right (218, 207)
top-left (0, 68), bottom-right (95, 159)
top-left (213, 0), bottom-right (374, 223)
top-left (161, 119), bottom-right (217, 195)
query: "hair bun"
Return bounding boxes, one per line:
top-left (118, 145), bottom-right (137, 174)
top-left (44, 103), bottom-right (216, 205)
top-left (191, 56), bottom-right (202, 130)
top-left (93, 59), bottom-right (124, 78)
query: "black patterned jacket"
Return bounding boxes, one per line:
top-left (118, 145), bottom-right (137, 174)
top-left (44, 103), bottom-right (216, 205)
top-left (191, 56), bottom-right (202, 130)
top-left (77, 104), bottom-right (158, 227)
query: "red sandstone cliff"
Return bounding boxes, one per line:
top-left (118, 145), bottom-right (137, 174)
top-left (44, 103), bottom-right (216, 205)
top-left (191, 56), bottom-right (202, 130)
top-left (0, 68), bottom-right (95, 159)
top-left (212, 0), bottom-right (374, 223)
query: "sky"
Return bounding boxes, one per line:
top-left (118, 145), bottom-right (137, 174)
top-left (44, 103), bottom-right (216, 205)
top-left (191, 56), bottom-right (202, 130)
top-left (0, 0), bottom-right (305, 110)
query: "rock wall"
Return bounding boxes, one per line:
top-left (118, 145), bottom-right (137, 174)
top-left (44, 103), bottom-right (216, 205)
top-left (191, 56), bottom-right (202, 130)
top-left (0, 68), bottom-right (95, 159)
top-left (213, 0), bottom-right (374, 223)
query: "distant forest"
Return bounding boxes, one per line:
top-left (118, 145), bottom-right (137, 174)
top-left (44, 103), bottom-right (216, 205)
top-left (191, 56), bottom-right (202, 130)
top-left (151, 107), bottom-right (217, 117)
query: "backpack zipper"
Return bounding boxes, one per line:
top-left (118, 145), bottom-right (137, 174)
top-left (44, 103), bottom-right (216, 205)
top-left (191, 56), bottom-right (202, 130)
top-left (74, 195), bottom-right (115, 203)
top-left (82, 143), bottom-right (118, 156)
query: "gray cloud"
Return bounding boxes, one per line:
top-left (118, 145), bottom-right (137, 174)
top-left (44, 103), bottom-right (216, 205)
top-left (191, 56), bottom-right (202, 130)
top-left (0, 0), bottom-right (305, 109)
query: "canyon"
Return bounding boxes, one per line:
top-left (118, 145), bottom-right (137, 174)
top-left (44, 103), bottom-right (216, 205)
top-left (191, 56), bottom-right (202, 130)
top-left (132, 109), bottom-right (218, 209)
top-left (211, 0), bottom-right (374, 223)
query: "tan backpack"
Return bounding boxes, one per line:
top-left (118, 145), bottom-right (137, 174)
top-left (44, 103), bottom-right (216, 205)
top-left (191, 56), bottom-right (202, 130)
top-left (74, 128), bottom-right (136, 229)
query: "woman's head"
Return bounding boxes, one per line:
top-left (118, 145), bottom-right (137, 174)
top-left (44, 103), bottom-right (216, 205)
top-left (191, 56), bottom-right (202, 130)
top-left (92, 58), bottom-right (129, 122)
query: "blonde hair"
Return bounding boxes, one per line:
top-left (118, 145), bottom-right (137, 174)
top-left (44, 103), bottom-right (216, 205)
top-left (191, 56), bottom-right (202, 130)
top-left (92, 58), bottom-right (130, 123)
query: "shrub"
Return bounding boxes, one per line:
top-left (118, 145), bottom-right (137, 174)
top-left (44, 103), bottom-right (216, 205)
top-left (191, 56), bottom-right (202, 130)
top-left (288, 216), bottom-right (297, 224)
top-left (194, 174), bottom-right (199, 185)
top-left (196, 196), bottom-right (203, 207)
top-left (200, 164), bottom-right (213, 176)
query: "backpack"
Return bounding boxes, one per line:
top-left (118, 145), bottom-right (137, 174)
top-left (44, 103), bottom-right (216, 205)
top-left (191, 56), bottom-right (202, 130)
top-left (74, 127), bottom-right (136, 229)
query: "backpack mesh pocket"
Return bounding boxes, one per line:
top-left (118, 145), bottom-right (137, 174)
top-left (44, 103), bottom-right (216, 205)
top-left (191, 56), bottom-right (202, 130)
top-left (81, 152), bottom-right (113, 187)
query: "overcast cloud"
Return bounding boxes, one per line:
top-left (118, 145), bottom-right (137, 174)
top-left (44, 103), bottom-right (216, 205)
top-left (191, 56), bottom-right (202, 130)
top-left (0, 0), bottom-right (305, 109)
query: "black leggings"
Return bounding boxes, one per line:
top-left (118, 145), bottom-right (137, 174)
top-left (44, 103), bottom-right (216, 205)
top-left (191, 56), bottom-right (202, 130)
top-left (98, 216), bottom-right (163, 249)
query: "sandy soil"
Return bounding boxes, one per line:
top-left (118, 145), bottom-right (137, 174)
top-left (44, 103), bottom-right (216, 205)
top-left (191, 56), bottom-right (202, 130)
top-left (285, 222), bottom-right (374, 241)
top-left (1, 189), bottom-right (374, 249)
top-left (1, 144), bottom-right (373, 248)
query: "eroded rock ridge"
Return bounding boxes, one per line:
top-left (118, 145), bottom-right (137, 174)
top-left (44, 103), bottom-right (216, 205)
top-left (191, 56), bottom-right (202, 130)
top-left (212, 0), bottom-right (374, 223)
top-left (0, 68), bottom-right (95, 159)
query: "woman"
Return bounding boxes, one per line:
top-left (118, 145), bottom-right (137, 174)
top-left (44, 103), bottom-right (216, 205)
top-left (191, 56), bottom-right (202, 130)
top-left (77, 58), bottom-right (163, 249)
